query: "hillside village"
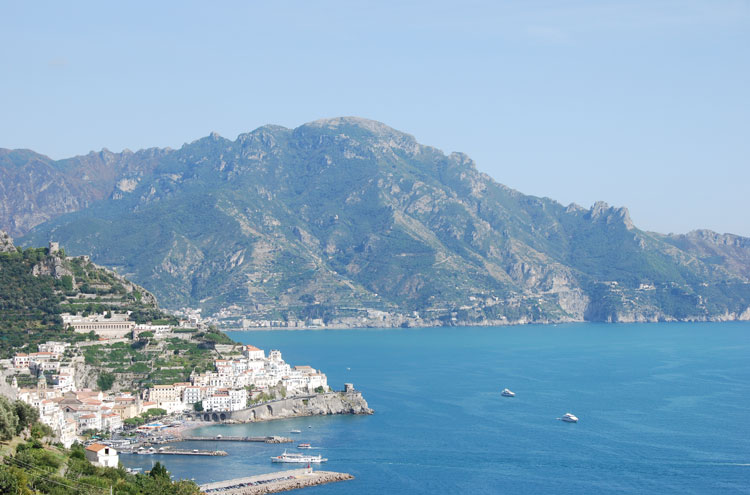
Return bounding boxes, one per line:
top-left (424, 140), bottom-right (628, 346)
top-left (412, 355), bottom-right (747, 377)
top-left (4, 321), bottom-right (329, 448)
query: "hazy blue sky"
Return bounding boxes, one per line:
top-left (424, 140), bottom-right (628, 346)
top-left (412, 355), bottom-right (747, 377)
top-left (2, 1), bottom-right (749, 235)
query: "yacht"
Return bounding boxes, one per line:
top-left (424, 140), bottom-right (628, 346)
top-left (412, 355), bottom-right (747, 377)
top-left (297, 443), bottom-right (312, 449)
top-left (271, 450), bottom-right (327, 463)
top-left (560, 413), bottom-right (578, 423)
top-left (501, 388), bottom-right (515, 397)
top-left (290, 429), bottom-right (302, 434)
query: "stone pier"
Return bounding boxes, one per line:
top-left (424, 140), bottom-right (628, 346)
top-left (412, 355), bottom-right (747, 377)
top-left (200, 468), bottom-right (354, 494)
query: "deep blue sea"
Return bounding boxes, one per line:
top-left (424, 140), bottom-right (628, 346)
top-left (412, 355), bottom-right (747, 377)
top-left (120, 322), bottom-right (750, 494)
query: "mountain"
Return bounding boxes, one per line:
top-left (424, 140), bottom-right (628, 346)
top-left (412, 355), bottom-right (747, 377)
top-left (6, 117), bottom-right (750, 326)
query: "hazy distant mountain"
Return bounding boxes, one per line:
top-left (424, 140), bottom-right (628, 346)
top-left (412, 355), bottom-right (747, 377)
top-left (6, 117), bottom-right (750, 326)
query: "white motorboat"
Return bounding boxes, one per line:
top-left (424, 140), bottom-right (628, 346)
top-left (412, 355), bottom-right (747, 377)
top-left (501, 388), bottom-right (515, 397)
top-left (560, 413), bottom-right (578, 423)
top-left (271, 450), bottom-right (327, 463)
top-left (290, 429), bottom-right (302, 434)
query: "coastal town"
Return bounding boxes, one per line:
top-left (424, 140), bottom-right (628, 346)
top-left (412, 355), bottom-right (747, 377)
top-left (2, 309), bottom-right (330, 449)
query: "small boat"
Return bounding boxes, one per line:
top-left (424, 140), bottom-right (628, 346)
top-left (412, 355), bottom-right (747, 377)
top-left (272, 450), bottom-right (326, 463)
top-left (560, 413), bottom-right (578, 423)
top-left (290, 429), bottom-right (302, 434)
top-left (297, 443), bottom-right (312, 449)
top-left (307, 425), bottom-right (312, 429)
top-left (501, 388), bottom-right (515, 397)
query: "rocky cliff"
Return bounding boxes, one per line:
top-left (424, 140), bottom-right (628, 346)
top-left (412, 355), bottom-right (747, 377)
top-left (0, 229), bottom-right (14, 253)
top-left (223, 391), bottom-right (373, 423)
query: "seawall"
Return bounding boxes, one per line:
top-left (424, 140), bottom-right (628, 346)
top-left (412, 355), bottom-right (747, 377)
top-left (200, 469), bottom-right (354, 494)
top-left (190, 391), bottom-right (373, 423)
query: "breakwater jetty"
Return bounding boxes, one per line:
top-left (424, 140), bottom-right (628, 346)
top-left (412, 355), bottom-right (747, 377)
top-left (183, 435), bottom-right (292, 444)
top-left (200, 468), bottom-right (353, 494)
top-left (123, 449), bottom-right (227, 456)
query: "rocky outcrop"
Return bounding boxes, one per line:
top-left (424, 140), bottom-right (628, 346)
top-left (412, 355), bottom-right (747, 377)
top-left (0, 230), bottom-right (14, 253)
top-left (31, 254), bottom-right (75, 280)
top-left (207, 391), bottom-right (373, 423)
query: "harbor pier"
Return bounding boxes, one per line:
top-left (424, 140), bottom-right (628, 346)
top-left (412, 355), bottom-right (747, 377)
top-left (123, 449), bottom-right (227, 456)
top-left (200, 468), bottom-right (353, 494)
top-left (183, 435), bottom-right (292, 444)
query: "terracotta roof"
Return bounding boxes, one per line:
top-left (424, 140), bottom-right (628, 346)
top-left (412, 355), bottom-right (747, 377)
top-left (245, 345), bottom-right (262, 351)
top-left (85, 443), bottom-right (107, 452)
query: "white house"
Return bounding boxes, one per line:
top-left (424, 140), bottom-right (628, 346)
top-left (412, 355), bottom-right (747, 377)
top-left (12, 353), bottom-right (30, 369)
top-left (39, 342), bottom-right (70, 355)
top-left (85, 444), bottom-right (119, 468)
top-left (244, 345), bottom-right (265, 360)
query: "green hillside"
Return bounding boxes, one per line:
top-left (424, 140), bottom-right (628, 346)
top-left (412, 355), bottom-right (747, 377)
top-left (0, 235), bottom-right (162, 357)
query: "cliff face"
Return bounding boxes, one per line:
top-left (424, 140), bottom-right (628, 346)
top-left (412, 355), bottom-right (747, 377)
top-left (225, 391), bottom-right (373, 423)
top-left (10, 117), bottom-right (750, 325)
top-left (0, 229), bottom-right (14, 253)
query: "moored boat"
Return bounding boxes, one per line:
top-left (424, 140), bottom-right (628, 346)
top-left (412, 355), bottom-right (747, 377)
top-left (297, 443), bottom-right (312, 449)
top-left (271, 450), bottom-right (327, 463)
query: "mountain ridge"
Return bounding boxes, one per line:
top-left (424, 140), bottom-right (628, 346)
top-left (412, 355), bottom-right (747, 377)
top-left (4, 117), bottom-right (750, 326)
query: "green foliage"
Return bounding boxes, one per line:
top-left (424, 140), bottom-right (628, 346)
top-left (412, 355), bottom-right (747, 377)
top-left (97, 372), bottom-right (115, 391)
top-left (2, 439), bottom-right (201, 495)
top-left (0, 396), bottom-right (19, 441)
top-left (314, 386), bottom-right (326, 394)
top-left (14, 401), bottom-right (39, 433)
top-left (142, 408), bottom-right (167, 418)
top-left (149, 461), bottom-right (169, 479)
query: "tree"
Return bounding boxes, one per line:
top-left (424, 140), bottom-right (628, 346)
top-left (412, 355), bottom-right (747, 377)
top-left (97, 372), bottom-right (115, 391)
top-left (193, 402), bottom-right (203, 412)
top-left (0, 465), bottom-right (29, 495)
top-left (0, 396), bottom-right (19, 441)
top-left (149, 461), bottom-right (169, 479)
top-left (13, 401), bottom-right (39, 434)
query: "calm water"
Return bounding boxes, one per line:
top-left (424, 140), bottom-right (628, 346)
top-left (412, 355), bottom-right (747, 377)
top-left (121, 322), bottom-right (750, 494)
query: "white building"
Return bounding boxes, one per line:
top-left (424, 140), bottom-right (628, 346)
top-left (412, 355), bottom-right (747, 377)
top-left (63, 313), bottom-right (135, 339)
top-left (182, 386), bottom-right (205, 405)
top-left (12, 353), bottom-right (30, 369)
top-left (101, 412), bottom-right (123, 431)
top-left (39, 342), bottom-right (70, 355)
top-left (244, 345), bottom-right (265, 360)
top-left (202, 388), bottom-right (246, 412)
top-left (85, 444), bottom-right (119, 468)
top-left (77, 413), bottom-right (100, 432)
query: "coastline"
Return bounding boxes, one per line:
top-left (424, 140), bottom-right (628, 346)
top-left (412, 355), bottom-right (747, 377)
top-left (181, 392), bottom-right (373, 426)
top-left (221, 314), bottom-right (750, 332)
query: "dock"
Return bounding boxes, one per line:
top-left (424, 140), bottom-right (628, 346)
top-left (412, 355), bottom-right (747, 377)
top-left (123, 449), bottom-right (228, 456)
top-left (200, 468), bottom-right (353, 494)
top-left (182, 436), bottom-right (292, 444)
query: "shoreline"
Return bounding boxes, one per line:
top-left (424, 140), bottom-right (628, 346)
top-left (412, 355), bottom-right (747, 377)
top-left (220, 318), bottom-right (750, 332)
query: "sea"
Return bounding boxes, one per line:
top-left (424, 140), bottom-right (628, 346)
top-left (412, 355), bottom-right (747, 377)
top-left (120, 322), bottom-right (750, 494)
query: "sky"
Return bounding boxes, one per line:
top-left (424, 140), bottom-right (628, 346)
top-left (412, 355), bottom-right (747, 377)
top-left (2, 1), bottom-right (749, 236)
